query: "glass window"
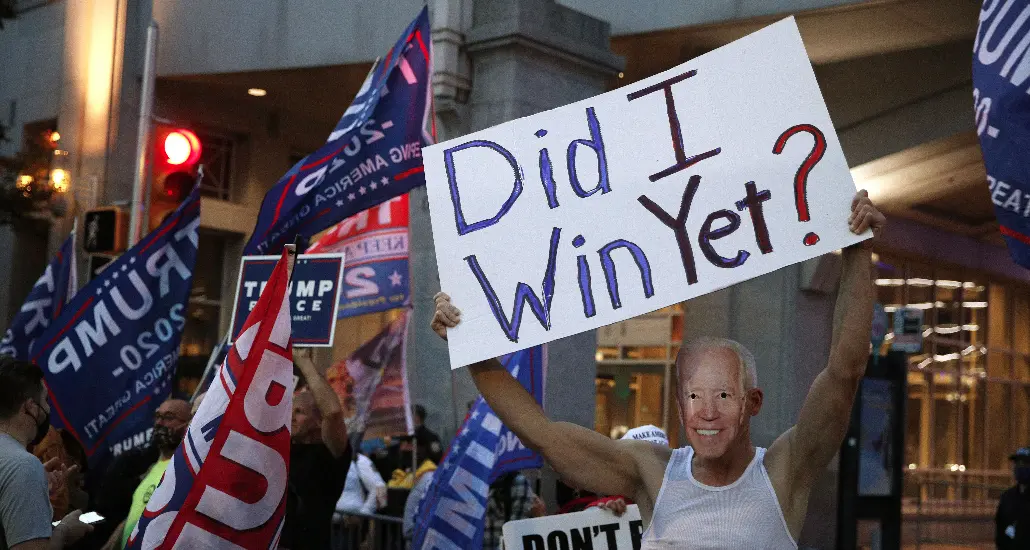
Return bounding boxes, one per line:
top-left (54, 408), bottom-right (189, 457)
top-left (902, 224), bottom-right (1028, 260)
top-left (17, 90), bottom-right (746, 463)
top-left (195, 130), bottom-right (238, 201)
top-left (877, 251), bottom-right (1030, 514)
top-left (177, 231), bottom-right (229, 394)
top-left (594, 306), bottom-right (682, 448)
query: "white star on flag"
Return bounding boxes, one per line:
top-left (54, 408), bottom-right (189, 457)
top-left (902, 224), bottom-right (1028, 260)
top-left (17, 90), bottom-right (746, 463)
top-left (381, 176), bottom-right (389, 186)
top-left (471, 410), bottom-right (479, 420)
top-left (359, 187), bottom-right (367, 195)
top-left (336, 200), bottom-right (344, 207)
top-left (348, 193), bottom-right (356, 201)
top-left (388, 271), bottom-right (403, 286)
top-left (370, 182), bottom-right (377, 190)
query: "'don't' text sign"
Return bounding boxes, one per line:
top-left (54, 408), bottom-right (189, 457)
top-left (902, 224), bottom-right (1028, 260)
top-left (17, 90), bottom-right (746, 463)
top-left (503, 505), bottom-right (645, 550)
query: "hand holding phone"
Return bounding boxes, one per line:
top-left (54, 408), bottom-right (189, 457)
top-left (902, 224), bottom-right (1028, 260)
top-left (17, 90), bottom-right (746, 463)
top-left (52, 511), bottom-right (104, 527)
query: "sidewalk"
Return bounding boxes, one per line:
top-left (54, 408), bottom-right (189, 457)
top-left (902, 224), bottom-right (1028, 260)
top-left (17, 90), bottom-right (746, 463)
top-left (900, 545), bottom-right (992, 549)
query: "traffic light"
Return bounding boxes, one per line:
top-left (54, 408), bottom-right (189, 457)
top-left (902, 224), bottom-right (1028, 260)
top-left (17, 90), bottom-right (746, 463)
top-left (150, 124), bottom-right (202, 230)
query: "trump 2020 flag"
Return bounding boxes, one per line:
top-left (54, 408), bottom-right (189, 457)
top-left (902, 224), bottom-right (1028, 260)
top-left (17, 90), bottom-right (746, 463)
top-left (307, 195), bottom-right (410, 318)
top-left (127, 248), bottom-right (294, 549)
top-left (490, 345), bottom-right (545, 481)
top-left (32, 187), bottom-right (200, 468)
top-left (412, 346), bottom-right (545, 549)
top-left (244, 7), bottom-right (432, 255)
top-left (973, 0), bottom-right (1030, 268)
top-left (1, 227), bottom-right (77, 359)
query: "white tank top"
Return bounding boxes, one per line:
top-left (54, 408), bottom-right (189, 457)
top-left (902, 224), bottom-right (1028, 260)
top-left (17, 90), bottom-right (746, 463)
top-left (641, 446), bottom-right (798, 549)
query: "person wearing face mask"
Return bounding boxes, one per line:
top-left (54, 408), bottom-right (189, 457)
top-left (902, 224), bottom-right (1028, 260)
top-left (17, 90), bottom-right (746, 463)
top-left (0, 355), bottom-right (92, 550)
top-left (98, 399), bottom-right (190, 550)
top-left (432, 191), bottom-right (886, 548)
top-left (995, 447), bottom-right (1030, 549)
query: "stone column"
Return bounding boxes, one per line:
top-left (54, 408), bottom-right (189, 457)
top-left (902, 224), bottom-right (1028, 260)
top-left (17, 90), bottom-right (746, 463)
top-left (408, 0), bottom-right (621, 509)
top-left (54, 0), bottom-right (151, 267)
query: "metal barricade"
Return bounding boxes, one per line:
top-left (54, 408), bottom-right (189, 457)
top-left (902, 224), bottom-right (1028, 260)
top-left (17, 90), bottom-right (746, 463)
top-left (331, 511), bottom-right (409, 550)
top-left (902, 471), bottom-right (1009, 549)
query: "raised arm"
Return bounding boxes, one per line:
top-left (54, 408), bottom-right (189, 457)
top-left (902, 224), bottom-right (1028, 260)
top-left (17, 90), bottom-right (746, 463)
top-left (432, 293), bottom-right (647, 497)
top-left (294, 348), bottom-right (350, 458)
top-left (773, 190), bottom-right (885, 487)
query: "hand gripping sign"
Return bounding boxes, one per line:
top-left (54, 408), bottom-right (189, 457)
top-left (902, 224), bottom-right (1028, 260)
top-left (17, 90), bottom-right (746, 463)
top-left (423, 18), bottom-right (868, 368)
top-left (127, 248), bottom-right (295, 549)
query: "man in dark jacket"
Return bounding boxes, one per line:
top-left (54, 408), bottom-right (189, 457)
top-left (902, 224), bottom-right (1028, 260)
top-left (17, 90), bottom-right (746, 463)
top-left (996, 446), bottom-right (1030, 549)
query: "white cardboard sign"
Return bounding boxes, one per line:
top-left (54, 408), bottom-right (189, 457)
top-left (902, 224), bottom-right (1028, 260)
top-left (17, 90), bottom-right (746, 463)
top-left (424, 18), bottom-right (868, 368)
top-left (502, 505), bottom-right (643, 550)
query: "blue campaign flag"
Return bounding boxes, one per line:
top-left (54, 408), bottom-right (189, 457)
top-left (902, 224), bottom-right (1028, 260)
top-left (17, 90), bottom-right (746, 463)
top-left (492, 345), bottom-right (545, 481)
top-left (973, 1), bottom-right (1030, 269)
top-left (411, 346), bottom-right (545, 550)
top-left (243, 7), bottom-right (432, 256)
top-left (307, 195), bottom-right (410, 318)
top-left (1, 229), bottom-right (77, 359)
top-left (32, 186), bottom-right (201, 467)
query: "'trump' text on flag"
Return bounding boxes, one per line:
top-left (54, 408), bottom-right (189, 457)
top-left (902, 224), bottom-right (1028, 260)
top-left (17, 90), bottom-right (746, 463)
top-left (411, 346), bottom-right (545, 549)
top-left (33, 187), bottom-right (201, 467)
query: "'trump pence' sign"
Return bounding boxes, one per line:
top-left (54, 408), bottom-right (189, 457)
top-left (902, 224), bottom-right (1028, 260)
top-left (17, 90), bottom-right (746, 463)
top-left (503, 505), bottom-right (644, 550)
top-left (229, 253), bottom-right (345, 347)
top-left (424, 18), bottom-right (868, 368)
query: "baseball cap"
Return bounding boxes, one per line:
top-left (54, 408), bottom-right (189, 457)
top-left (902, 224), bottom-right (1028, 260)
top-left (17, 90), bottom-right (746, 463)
top-left (1010, 447), bottom-right (1030, 460)
top-left (622, 425), bottom-right (669, 447)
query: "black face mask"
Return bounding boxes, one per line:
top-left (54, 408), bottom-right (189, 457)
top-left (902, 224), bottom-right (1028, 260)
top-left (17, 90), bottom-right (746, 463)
top-left (152, 425), bottom-right (184, 451)
top-left (28, 401), bottom-right (50, 448)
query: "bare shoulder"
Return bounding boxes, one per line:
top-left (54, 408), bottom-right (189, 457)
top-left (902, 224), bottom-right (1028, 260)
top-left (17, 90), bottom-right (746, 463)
top-left (618, 440), bottom-right (672, 525)
top-left (764, 427), bottom-right (813, 539)
top-left (764, 428), bottom-right (796, 484)
top-left (622, 440), bottom-right (672, 471)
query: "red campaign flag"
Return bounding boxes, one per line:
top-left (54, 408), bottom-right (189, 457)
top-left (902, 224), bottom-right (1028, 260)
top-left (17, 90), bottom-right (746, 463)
top-left (126, 248), bottom-right (294, 549)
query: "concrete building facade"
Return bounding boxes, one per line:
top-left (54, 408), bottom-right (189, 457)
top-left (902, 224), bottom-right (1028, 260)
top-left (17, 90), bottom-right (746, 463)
top-left (1, 0), bottom-right (1025, 546)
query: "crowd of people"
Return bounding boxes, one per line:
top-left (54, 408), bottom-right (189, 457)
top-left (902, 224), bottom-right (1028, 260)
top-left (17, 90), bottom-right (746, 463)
top-left (1, 192), bottom-right (1026, 549)
top-left (0, 345), bottom-right (357, 550)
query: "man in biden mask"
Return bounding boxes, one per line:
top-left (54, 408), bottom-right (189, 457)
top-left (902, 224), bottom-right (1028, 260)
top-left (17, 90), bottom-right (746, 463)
top-left (996, 446), bottom-right (1030, 549)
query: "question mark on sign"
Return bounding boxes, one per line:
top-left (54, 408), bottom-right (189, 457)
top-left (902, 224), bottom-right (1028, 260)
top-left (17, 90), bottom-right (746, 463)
top-left (772, 124), bottom-right (827, 246)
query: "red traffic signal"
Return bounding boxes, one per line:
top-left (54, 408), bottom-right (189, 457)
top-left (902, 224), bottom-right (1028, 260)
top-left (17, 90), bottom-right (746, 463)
top-left (150, 124), bottom-right (203, 230)
top-left (163, 129), bottom-right (202, 166)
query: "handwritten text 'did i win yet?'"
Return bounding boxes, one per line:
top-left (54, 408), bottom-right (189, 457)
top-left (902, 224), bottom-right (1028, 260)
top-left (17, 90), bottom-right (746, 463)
top-left (423, 18), bottom-right (869, 369)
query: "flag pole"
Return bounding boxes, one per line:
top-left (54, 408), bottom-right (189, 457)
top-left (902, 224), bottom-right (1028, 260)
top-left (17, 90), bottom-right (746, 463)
top-left (191, 333), bottom-right (227, 403)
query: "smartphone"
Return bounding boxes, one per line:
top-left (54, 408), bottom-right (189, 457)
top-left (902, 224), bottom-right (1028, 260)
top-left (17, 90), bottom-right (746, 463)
top-left (52, 511), bottom-right (105, 526)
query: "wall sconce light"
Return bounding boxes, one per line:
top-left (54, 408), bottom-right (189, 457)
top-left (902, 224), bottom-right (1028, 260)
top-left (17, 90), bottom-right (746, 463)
top-left (50, 168), bottom-right (69, 192)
